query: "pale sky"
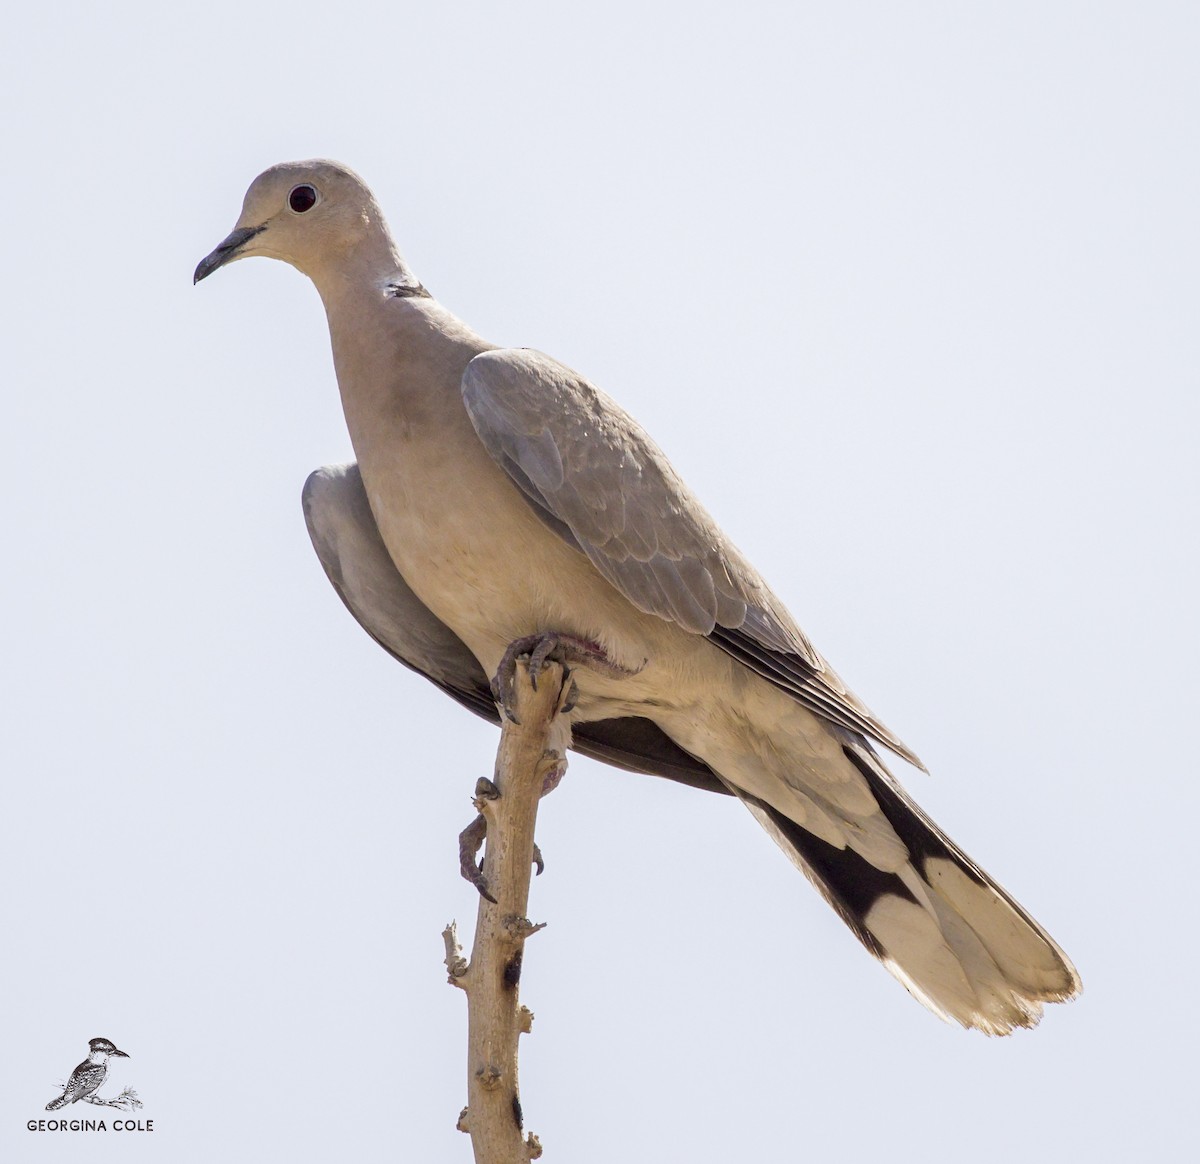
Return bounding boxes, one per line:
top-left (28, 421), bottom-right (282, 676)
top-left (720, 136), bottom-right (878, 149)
top-left (3, 3), bottom-right (1196, 1161)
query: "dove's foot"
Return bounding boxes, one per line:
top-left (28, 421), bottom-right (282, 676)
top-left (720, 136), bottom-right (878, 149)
top-left (458, 813), bottom-right (494, 901)
top-left (489, 631), bottom-right (639, 724)
top-left (459, 811), bottom-right (546, 903)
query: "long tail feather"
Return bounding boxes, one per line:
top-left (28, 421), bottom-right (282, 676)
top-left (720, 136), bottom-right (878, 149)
top-left (727, 741), bottom-right (1081, 1035)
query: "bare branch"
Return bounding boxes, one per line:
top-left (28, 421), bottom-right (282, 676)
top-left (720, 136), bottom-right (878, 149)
top-left (446, 658), bottom-right (567, 1163)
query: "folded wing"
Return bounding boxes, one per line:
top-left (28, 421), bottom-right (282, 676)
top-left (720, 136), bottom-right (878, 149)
top-left (461, 348), bottom-right (923, 768)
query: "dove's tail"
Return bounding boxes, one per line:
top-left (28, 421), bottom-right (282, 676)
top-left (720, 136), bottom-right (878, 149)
top-left (45, 1095), bottom-right (70, 1111)
top-left (729, 740), bottom-right (1081, 1035)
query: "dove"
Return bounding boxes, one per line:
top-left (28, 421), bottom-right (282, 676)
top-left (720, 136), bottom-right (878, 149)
top-left (196, 160), bottom-right (1080, 1034)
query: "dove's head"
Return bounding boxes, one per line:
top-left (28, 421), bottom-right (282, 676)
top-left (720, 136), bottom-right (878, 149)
top-left (194, 160), bottom-right (400, 286)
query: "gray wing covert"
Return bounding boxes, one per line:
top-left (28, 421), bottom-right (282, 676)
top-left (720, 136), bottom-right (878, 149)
top-left (461, 348), bottom-right (804, 647)
top-left (460, 348), bottom-right (924, 769)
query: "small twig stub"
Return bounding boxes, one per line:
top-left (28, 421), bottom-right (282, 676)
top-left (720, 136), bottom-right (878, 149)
top-left (442, 921), bottom-right (469, 981)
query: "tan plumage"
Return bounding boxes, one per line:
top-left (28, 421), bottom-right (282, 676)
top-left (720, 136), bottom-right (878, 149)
top-left (197, 159), bottom-right (1081, 1034)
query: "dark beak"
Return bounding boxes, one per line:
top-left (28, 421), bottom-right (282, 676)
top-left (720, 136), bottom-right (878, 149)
top-left (112, 1049), bottom-right (130, 1058)
top-left (193, 224), bottom-right (266, 284)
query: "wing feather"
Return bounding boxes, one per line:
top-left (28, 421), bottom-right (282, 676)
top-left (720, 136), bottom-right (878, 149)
top-left (461, 348), bottom-right (923, 766)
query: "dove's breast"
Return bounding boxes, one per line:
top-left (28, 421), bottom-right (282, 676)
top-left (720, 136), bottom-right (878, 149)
top-left (325, 294), bottom-right (678, 694)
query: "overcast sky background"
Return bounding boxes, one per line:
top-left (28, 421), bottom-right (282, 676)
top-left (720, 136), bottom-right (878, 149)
top-left (2, 3), bottom-right (1196, 1161)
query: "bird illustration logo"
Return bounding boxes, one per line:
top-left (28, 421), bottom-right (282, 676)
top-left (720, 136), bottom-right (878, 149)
top-left (46, 1038), bottom-right (140, 1112)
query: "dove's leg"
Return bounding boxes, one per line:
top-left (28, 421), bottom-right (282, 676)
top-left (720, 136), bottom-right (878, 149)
top-left (458, 634), bottom-right (621, 900)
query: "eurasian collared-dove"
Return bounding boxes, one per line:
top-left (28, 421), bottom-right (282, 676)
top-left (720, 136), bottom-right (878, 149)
top-left (196, 160), bottom-right (1081, 1035)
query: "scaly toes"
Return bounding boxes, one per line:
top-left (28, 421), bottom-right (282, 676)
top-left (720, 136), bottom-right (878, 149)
top-left (458, 813), bottom-right (497, 903)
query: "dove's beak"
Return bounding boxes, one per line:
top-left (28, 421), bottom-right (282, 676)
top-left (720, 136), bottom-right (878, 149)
top-left (194, 224), bottom-right (266, 284)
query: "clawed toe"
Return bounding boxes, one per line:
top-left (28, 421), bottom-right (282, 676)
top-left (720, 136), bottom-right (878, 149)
top-left (527, 636), bottom-right (559, 691)
top-left (458, 813), bottom-right (496, 903)
top-left (490, 630), bottom-right (640, 723)
top-left (459, 812), bottom-right (548, 901)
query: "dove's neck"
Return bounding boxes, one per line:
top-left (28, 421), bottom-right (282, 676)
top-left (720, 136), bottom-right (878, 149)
top-left (302, 211), bottom-right (495, 473)
top-left (318, 259), bottom-right (493, 457)
top-left (317, 265), bottom-right (512, 646)
top-left (304, 229), bottom-right (419, 309)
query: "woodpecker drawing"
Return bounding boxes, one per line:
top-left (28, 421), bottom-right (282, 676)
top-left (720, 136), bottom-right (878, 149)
top-left (45, 1038), bottom-right (130, 1111)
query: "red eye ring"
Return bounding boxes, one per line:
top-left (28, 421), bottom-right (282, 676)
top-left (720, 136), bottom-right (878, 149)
top-left (288, 184), bottom-right (318, 213)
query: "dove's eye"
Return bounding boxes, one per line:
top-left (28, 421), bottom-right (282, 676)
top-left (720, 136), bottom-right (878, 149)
top-left (288, 184), bottom-right (318, 213)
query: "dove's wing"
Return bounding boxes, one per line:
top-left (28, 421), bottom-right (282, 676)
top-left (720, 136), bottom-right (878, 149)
top-left (461, 347), bottom-right (923, 768)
